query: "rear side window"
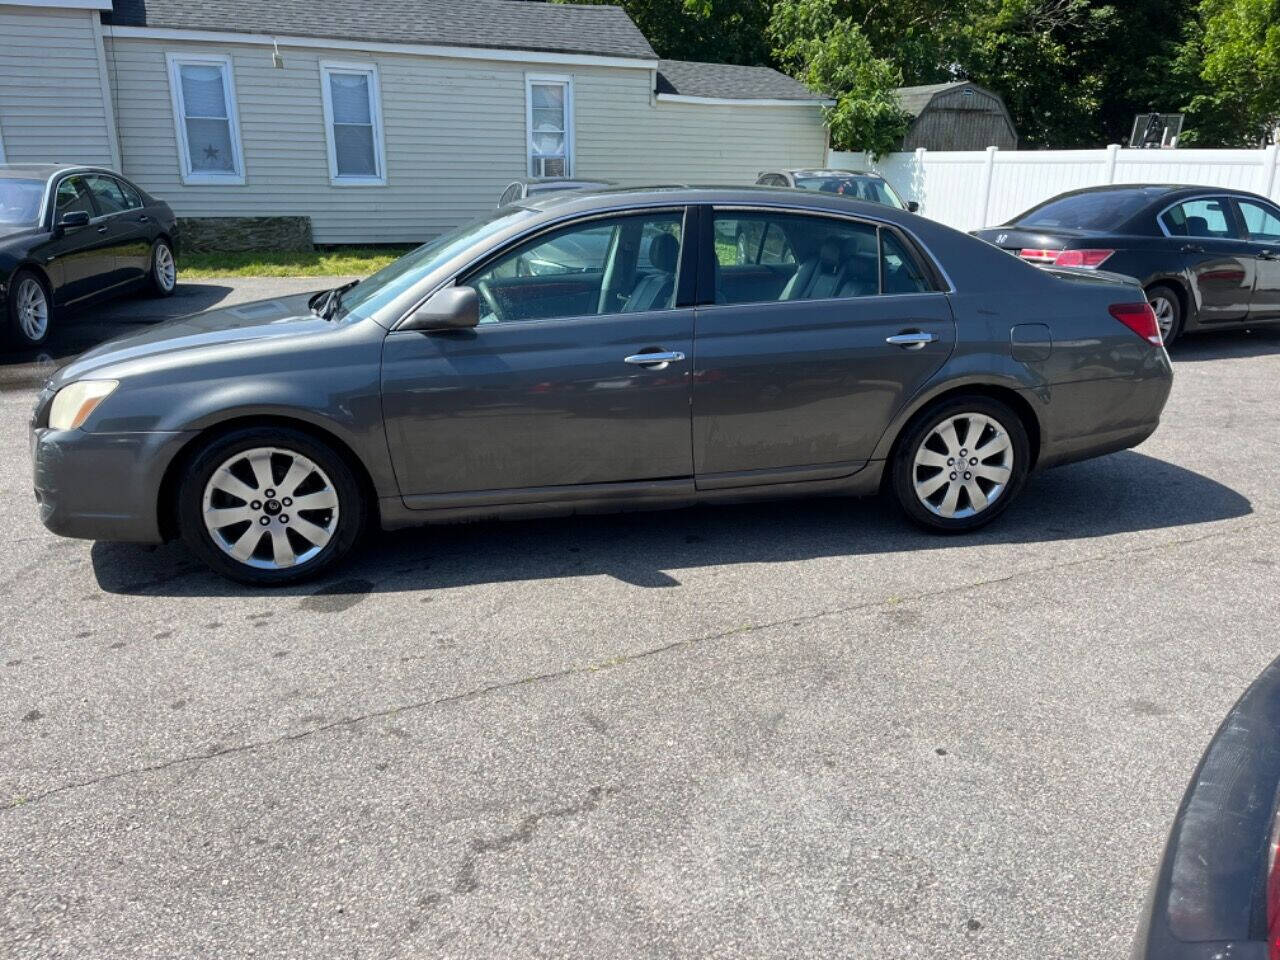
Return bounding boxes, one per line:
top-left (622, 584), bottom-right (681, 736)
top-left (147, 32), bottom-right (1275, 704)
top-left (1016, 190), bottom-right (1152, 231)
top-left (1236, 199), bottom-right (1280, 242)
top-left (85, 175), bottom-right (140, 214)
top-left (1160, 198), bottom-right (1239, 239)
top-left (710, 210), bottom-right (934, 305)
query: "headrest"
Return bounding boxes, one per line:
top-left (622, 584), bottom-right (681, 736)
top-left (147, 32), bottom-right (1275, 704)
top-left (818, 239), bottom-right (841, 272)
top-left (648, 232), bottom-right (679, 272)
top-left (1185, 216), bottom-right (1210, 237)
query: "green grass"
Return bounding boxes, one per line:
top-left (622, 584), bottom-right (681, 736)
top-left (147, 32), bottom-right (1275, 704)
top-left (179, 246), bottom-right (410, 279)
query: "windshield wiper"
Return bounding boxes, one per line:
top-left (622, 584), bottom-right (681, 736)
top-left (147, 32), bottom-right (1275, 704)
top-left (311, 280), bottom-right (359, 320)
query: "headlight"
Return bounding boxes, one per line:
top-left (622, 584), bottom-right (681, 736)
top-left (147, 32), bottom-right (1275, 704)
top-left (48, 380), bottom-right (118, 431)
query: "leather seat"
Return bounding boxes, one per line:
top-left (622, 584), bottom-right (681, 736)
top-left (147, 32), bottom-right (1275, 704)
top-left (624, 232), bottom-right (679, 312)
top-left (779, 240), bottom-right (845, 300)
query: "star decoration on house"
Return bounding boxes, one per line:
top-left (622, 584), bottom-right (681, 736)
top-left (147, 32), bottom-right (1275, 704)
top-left (203, 144), bottom-right (221, 161)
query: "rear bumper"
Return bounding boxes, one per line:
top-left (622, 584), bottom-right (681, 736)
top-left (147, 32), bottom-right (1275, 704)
top-left (1131, 655), bottom-right (1280, 960)
top-left (1037, 362), bottom-right (1173, 470)
top-left (32, 426), bottom-right (194, 543)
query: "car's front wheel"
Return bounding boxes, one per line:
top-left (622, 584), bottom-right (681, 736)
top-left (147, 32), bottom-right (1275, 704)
top-left (177, 427), bottom-right (366, 586)
top-left (890, 396), bottom-right (1030, 532)
top-left (5, 269), bottom-right (52, 348)
top-left (146, 239), bottom-right (177, 298)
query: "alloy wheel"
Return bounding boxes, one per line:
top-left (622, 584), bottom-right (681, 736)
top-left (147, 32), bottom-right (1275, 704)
top-left (201, 446), bottom-right (340, 570)
top-left (16, 277), bottom-right (49, 343)
top-left (154, 243), bottom-right (176, 292)
top-left (912, 412), bottom-right (1014, 519)
top-left (1149, 295), bottom-right (1176, 342)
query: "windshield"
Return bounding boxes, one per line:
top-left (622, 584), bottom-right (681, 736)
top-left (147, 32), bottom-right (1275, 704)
top-left (794, 175), bottom-right (905, 208)
top-left (1014, 190), bottom-right (1154, 231)
top-left (337, 207), bottom-right (533, 322)
top-left (0, 179), bottom-right (45, 228)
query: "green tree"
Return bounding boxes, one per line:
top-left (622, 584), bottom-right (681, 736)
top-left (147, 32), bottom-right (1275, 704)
top-left (768, 0), bottom-right (910, 156)
top-left (1180, 0), bottom-right (1280, 145)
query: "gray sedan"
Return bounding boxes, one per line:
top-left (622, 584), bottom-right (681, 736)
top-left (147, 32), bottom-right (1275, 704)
top-left (30, 186), bottom-right (1173, 585)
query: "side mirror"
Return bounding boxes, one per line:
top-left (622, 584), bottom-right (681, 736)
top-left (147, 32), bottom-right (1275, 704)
top-left (906, 200), bottom-right (920, 214)
top-left (402, 285), bottom-right (480, 332)
top-left (58, 210), bottom-right (91, 230)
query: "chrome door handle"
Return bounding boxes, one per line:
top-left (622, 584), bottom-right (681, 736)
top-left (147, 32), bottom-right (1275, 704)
top-left (624, 350), bottom-right (686, 366)
top-left (886, 331), bottom-right (938, 350)
top-left (96, 225), bottom-right (109, 234)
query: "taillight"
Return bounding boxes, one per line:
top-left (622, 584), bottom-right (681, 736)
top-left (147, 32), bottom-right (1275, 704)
top-left (1109, 302), bottom-right (1163, 345)
top-left (1055, 248), bottom-right (1115, 268)
top-left (1018, 248), bottom-right (1060, 263)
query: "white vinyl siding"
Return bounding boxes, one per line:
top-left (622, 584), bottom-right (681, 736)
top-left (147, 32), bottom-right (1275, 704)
top-left (525, 74), bottom-right (572, 178)
top-left (103, 37), bottom-right (827, 244)
top-left (0, 4), bottom-right (115, 165)
top-left (165, 52), bottom-right (244, 183)
top-left (319, 61), bottom-right (386, 185)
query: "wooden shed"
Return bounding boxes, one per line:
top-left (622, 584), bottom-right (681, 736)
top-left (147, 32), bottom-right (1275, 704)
top-left (894, 81), bottom-right (1018, 151)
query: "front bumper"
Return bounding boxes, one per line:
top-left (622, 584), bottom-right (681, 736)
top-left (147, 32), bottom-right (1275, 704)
top-left (31, 424), bottom-right (194, 543)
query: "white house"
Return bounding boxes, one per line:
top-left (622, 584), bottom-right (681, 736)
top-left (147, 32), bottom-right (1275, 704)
top-left (0, 0), bottom-right (829, 243)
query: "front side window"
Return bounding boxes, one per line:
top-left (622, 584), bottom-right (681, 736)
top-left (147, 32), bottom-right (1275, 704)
top-left (1161, 198), bottom-right (1238, 239)
top-left (711, 210), bottom-right (933, 305)
top-left (1236, 199), bottom-right (1280, 242)
top-left (527, 76), bottom-right (573, 178)
top-left (320, 63), bottom-right (385, 184)
top-left (166, 54), bottom-right (244, 182)
top-left (467, 212), bottom-right (684, 323)
top-left (54, 176), bottom-right (94, 220)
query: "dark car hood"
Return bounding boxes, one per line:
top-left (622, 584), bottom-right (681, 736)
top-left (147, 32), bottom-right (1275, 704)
top-left (0, 224), bottom-right (43, 247)
top-left (52, 292), bottom-right (339, 386)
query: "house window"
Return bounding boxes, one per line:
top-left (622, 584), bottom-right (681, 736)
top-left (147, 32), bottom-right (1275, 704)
top-left (526, 75), bottom-right (573, 178)
top-left (166, 53), bottom-right (244, 184)
top-left (320, 62), bottom-right (386, 185)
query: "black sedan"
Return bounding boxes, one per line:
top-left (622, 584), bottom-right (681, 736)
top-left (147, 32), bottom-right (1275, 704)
top-left (1, 163), bottom-right (179, 349)
top-left (1132, 654), bottom-right (1280, 960)
top-left (32, 186), bottom-right (1171, 585)
top-left (974, 184), bottom-right (1280, 346)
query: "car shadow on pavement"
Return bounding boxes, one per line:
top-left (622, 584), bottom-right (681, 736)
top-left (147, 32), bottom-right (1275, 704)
top-left (1171, 326), bottom-right (1280, 362)
top-left (90, 449), bottom-right (1252, 598)
top-left (0, 283), bottom-right (236, 393)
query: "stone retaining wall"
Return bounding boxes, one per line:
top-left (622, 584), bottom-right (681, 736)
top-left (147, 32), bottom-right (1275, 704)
top-left (177, 216), bottom-right (313, 253)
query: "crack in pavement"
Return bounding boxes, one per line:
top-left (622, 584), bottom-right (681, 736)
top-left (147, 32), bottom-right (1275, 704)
top-left (3, 515), bottom-right (1273, 814)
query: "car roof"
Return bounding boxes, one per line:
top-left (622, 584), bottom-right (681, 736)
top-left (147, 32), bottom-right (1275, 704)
top-left (0, 163), bottom-right (114, 181)
top-left (1041, 183), bottom-right (1269, 203)
top-left (786, 169), bottom-right (880, 178)
top-left (516, 184), bottom-right (910, 220)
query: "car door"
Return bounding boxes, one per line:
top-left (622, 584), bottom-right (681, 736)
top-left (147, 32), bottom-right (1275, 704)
top-left (82, 174), bottom-right (153, 289)
top-left (1232, 196), bottom-right (1280, 321)
top-left (43, 175), bottom-right (117, 306)
top-left (381, 207), bottom-right (697, 504)
top-left (692, 206), bottom-right (956, 489)
top-left (1159, 196), bottom-right (1253, 324)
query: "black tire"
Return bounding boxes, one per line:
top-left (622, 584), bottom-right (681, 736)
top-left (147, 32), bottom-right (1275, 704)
top-left (177, 426), bottom-right (366, 586)
top-left (1146, 284), bottom-right (1182, 347)
top-left (889, 395), bottom-right (1031, 533)
top-left (5, 268), bottom-right (52, 348)
top-left (145, 238), bottom-right (177, 298)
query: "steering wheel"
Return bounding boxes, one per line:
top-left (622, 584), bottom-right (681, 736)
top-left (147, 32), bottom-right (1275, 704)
top-left (474, 279), bottom-right (506, 324)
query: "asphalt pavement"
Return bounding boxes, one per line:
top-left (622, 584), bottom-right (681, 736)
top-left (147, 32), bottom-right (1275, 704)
top-left (1, 279), bottom-right (1278, 958)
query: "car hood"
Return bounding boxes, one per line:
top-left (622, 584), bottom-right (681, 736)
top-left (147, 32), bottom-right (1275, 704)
top-left (0, 224), bottom-right (42, 247)
top-left (52, 292), bottom-right (340, 386)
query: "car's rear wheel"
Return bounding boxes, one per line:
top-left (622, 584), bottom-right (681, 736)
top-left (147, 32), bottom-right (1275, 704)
top-left (5, 270), bottom-right (52, 348)
top-left (146, 239), bottom-right (177, 298)
top-left (178, 427), bottom-right (366, 586)
top-left (1146, 284), bottom-right (1182, 347)
top-left (890, 396), bottom-right (1030, 532)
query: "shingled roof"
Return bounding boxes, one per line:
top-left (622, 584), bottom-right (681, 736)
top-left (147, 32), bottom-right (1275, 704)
top-left (655, 60), bottom-right (821, 101)
top-left (105, 0), bottom-right (658, 60)
top-left (895, 81), bottom-right (981, 116)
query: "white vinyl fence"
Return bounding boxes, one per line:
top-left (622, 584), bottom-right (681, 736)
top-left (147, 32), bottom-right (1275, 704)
top-left (829, 145), bottom-right (1280, 232)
